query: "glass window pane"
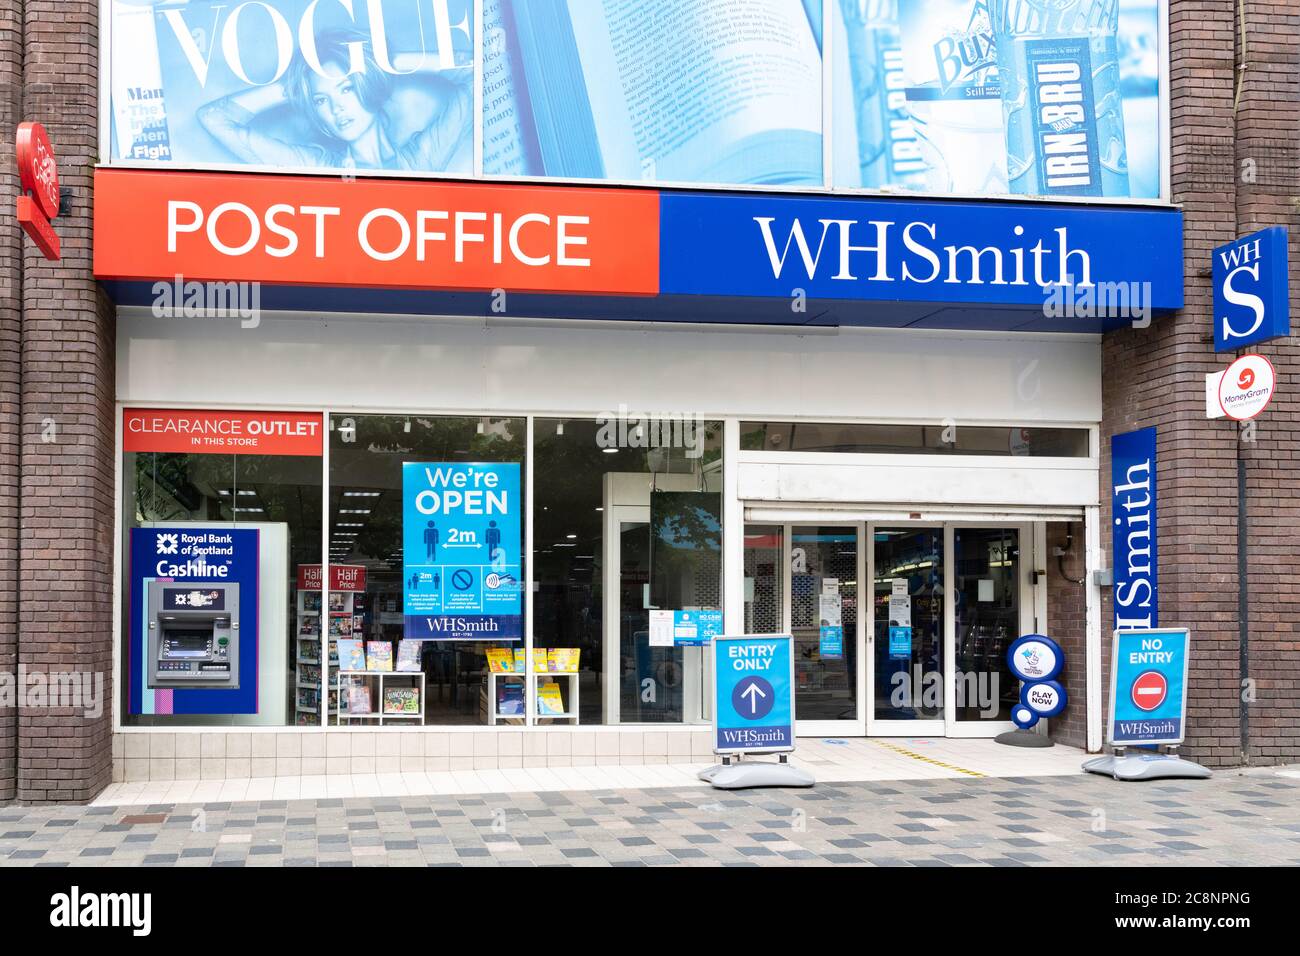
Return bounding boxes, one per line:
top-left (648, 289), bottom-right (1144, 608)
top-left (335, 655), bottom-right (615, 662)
top-left (744, 525), bottom-right (783, 633)
top-left (533, 417), bottom-right (723, 725)
top-left (327, 415), bottom-right (526, 727)
top-left (872, 527), bottom-right (943, 721)
top-left (742, 421), bottom-right (1089, 457)
top-left (954, 528), bottom-right (1021, 722)
top-left (121, 449), bottom-right (322, 727)
top-left (791, 526), bottom-right (858, 722)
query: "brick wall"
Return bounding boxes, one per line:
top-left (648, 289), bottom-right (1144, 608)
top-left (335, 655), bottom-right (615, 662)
top-left (0, 0), bottom-right (21, 803)
top-left (1046, 522), bottom-right (1088, 749)
top-left (13, 1), bottom-right (116, 802)
top-left (1100, 0), bottom-right (1300, 767)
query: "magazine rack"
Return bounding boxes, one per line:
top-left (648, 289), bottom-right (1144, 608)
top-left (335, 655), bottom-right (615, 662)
top-left (485, 671), bottom-right (581, 725)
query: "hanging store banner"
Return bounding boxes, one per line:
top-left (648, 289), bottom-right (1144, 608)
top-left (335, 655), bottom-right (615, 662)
top-left (1212, 226), bottom-right (1290, 352)
top-left (1111, 426), bottom-right (1157, 630)
top-left (401, 461), bottom-right (522, 641)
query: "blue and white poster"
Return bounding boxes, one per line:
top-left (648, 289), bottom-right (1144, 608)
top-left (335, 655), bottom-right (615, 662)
top-left (1111, 426), bottom-right (1157, 630)
top-left (109, 0), bottom-right (474, 174)
top-left (402, 461), bottom-right (522, 641)
top-left (713, 635), bottom-right (795, 754)
top-left (128, 526), bottom-right (260, 716)
top-left (1109, 627), bottom-right (1189, 746)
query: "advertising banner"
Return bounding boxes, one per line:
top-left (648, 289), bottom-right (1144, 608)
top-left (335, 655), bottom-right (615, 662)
top-left (401, 461), bottom-right (522, 640)
top-left (1107, 627), bottom-right (1189, 746)
top-left (128, 526), bottom-right (260, 715)
top-left (836, 0), bottom-right (1160, 199)
top-left (109, 0), bottom-right (475, 176)
top-left (123, 408), bottom-right (324, 456)
top-left (107, 0), bottom-right (1164, 200)
top-left (1111, 426), bottom-right (1157, 630)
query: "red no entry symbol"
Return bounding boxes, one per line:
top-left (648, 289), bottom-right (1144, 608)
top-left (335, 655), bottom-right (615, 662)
top-left (1131, 670), bottom-right (1167, 712)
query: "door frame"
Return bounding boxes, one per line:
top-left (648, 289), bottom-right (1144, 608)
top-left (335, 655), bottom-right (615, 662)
top-left (752, 519), bottom-right (1041, 739)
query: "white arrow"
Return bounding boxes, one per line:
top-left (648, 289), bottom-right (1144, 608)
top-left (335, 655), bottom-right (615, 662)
top-left (740, 681), bottom-right (767, 715)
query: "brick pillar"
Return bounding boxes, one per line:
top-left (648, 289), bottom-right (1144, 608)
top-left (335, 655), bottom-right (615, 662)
top-left (1045, 522), bottom-right (1087, 749)
top-left (1233, 1), bottom-right (1300, 763)
top-left (16, 0), bottom-right (114, 803)
top-left (0, 0), bottom-right (22, 803)
top-left (1100, 0), bottom-right (1242, 766)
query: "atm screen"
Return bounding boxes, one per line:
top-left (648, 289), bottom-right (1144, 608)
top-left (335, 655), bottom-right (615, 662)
top-left (164, 630), bottom-right (211, 657)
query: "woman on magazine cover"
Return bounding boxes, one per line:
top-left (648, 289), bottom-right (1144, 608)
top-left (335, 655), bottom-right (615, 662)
top-left (197, 30), bottom-right (472, 173)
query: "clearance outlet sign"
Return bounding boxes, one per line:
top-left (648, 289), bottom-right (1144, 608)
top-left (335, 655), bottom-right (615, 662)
top-left (123, 408), bottom-right (324, 456)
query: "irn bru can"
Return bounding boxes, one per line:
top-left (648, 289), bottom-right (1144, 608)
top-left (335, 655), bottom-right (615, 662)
top-left (990, 0), bottom-right (1130, 197)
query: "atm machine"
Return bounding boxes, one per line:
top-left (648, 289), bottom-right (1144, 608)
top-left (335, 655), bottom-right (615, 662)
top-left (139, 520), bottom-right (289, 726)
top-left (148, 582), bottom-right (240, 689)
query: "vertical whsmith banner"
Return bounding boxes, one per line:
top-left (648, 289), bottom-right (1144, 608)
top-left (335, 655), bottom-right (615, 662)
top-left (402, 462), bottom-right (522, 641)
top-left (1111, 427), bottom-right (1158, 630)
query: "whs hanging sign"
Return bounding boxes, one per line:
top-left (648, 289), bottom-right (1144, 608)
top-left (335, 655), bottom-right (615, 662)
top-left (1213, 227), bottom-right (1289, 351)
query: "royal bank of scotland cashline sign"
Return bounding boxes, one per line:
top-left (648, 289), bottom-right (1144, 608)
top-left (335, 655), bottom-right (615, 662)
top-left (700, 635), bottom-right (813, 789)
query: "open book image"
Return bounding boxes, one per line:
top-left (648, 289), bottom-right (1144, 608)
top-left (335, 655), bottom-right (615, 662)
top-left (486, 0), bottom-right (825, 186)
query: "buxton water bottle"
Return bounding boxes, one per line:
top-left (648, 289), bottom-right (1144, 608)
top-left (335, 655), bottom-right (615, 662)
top-left (840, 0), bottom-right (927, 188)
top-left (991, 0), bottom-right (1129, 197)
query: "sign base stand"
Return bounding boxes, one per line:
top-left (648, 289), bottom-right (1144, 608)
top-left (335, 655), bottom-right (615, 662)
top-left (995, 729), bottom-right (1054, 748)
top-left (1082, 751), bottom-right (1211, 782)
top-left (698, 755), bottom-right (815, 790)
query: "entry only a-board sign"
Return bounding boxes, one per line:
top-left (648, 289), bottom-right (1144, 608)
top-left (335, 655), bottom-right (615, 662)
top-left (698, 634), bottom-right (814, 790)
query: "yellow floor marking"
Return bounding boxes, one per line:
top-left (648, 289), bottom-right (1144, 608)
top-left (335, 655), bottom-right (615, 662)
top-left (869, 739), bottom-right (985, 777)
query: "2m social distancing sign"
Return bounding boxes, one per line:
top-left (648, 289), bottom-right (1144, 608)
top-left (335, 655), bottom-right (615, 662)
top-left (1107, 627), bottom-right (1190, 747)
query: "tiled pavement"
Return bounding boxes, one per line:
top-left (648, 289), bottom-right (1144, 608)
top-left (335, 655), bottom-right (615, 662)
top-left (2, 766), bottom-right (1298, 867)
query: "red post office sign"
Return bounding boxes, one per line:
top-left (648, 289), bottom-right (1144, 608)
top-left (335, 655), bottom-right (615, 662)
top-left (16, 121), bottom-right (60, 260)
top-left (297, 565), bottom-right (367, 593)
top-left (123, 408), bottom-right (324, 456)
top-left (94, 168), bottom-right (660, 296)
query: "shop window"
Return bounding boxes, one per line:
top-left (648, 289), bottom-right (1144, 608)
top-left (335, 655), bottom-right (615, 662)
top-left (327, 415), bottom-right (526, 727)
top-left (120, 409), bottom-right (324, 727)
top-left (741, 422), bottom-right (1090, 457)
top-left (533, 418), bottom-right (724, 725)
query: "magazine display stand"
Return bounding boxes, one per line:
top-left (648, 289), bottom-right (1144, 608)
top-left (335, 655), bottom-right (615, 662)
top-left (532, 672), bottom-right (580, 725)
top-left (294, 588), bottom-right (346, 725)
top-left (337, 671), bottom-right (426, 726)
